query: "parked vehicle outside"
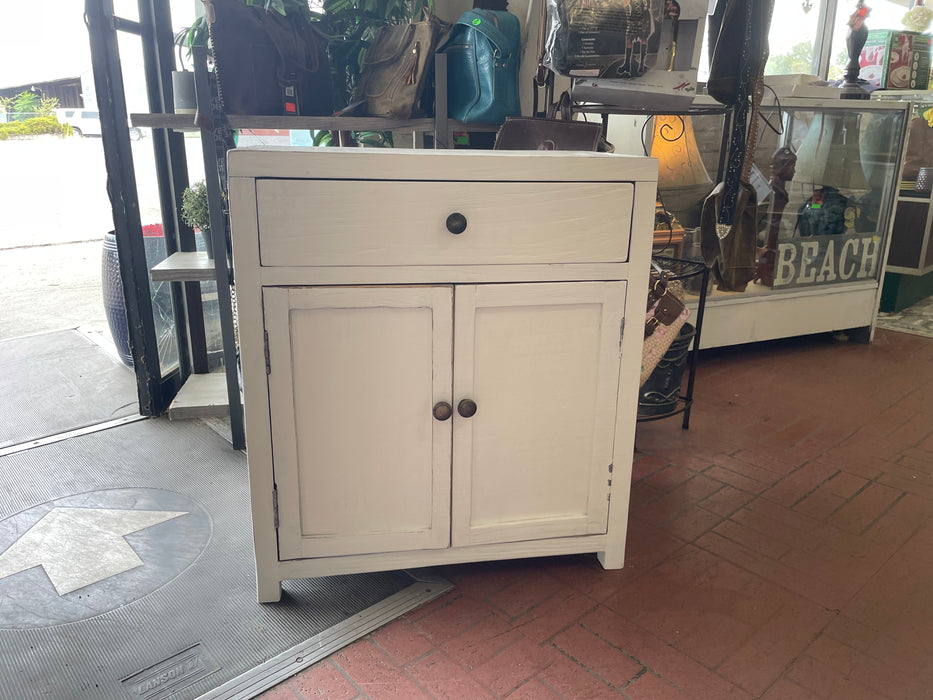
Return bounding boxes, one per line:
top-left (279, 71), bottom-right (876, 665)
top-left (54, 108), bottom-right (142, 141)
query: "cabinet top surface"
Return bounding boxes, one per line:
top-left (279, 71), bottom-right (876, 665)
top-left (227, 147), bottom-right (659, 183)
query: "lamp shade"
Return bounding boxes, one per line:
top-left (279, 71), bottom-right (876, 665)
top-left (794, 112), bottom-right (870, 192)
top-left (650, 115), bottom-right (713, 189)
top-left (650, 115), bottom-right (714, 227)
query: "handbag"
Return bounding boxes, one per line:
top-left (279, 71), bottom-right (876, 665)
top-left (641, 267), bottom-right (690, 385)
top-left (493, 92), bottom-right (604, 151)
top-left (700, 179), bottom-right (759, 291)
top-left (205, 0), bottom-right (333, 116)
top-left (352, 16), bottom-right (450, 119)
top-left (494, 117), bottom-right (602, 150)
top-left (700, 1), bottom-right (771, 292)
top-left (796, 186), bottom-right (857, 237)
top-left (441, 9), bottom-right (522, 123)
top-left (543, 0), bottom-right (653, 79)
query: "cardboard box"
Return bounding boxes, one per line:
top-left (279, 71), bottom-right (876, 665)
top-left (859, 30), bottom-right (931, 90)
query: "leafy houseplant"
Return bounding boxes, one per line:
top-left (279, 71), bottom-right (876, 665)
top-left (181, 181), bottom-right (213, 259)
top-left (172, 16), bottom-right (209, 113)
top-left (174, 16), bottom-right (210, 69)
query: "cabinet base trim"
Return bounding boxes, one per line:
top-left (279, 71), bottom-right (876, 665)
top-left (269, 534), bottom-right (616, 581)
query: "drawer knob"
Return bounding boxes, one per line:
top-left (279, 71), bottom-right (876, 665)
top-left (457, 399), bottom-right (477, 418)
top-left (433, 401), bottom-right (452, 421)
top-left (446, 212), bottom-right (468, 235)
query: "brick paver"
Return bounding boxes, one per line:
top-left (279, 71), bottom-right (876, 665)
top-left (260, 330), bottom-right (933, 700)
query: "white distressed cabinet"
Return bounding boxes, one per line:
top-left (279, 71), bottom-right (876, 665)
top-left (228, 148), bottom-right (657, 602)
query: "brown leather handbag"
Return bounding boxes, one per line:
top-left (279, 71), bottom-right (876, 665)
top-left (352, 16), bottom-right (449, 119)
top-left (493, 118), bottom-right (603, 151)
top-left (493, 92), bottom-right (608, 151)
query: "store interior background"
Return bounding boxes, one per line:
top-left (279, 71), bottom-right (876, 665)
top-left (1, 1), bottom-right (932, 699)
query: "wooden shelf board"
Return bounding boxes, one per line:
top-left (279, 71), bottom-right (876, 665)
top-left (228, 115), bottom-right (438, 132)
top-left (151, 251), bottom-right (215, 282)
top-left (168, 373), bottom-right (230, 420)
top-left (131, 112), bottom-right (499, 134)
top-left (131, 113), bottom-right (198, 130)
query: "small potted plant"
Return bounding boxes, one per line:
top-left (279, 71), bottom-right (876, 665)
top-left (172, 16), bottom-right (208, 113)
top-left (181, 180), bottom-right (213, 259)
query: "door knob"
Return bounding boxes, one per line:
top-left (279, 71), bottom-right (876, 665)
top-left (446, 212), bottom-right (468, 234)
top-left (433, 402), bottom-right (452, 421)
top-left (457, 399), bottom-right (477, 418)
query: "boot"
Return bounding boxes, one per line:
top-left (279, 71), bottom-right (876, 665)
top-left (638, 323), bottom-right (696, 417)
top-left (617, 47), bottom-right (634, 78)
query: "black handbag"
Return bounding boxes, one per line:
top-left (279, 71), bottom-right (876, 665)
top-left (205, 0), bottom-right (333, 116)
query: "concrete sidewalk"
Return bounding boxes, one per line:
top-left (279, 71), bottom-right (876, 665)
top-left (0, 134), bottom-right (204, 351)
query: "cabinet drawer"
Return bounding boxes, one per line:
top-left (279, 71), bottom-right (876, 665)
top-left (256, 179), bottom-right (634, 267)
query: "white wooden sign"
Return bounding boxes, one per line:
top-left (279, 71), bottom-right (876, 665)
top-left (774, 232), bottom-right (883, 288)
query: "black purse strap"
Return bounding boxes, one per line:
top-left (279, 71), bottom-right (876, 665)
top-left (718, 2), bottom-right (755, 227)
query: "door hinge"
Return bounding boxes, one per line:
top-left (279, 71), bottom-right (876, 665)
top-left (272, 487), bottom-right (279, 529)
top-left (619, 318), bottom-right (625, 350)
top-left (264, 330), bottom-right (271, 375)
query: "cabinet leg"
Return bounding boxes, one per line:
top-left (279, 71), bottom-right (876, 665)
top-left (257, 574), bottom-right (283, 603)
top-left (597, 549), bottom-right (624, 570)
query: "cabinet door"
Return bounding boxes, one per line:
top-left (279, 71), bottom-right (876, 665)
top-left (451, 282), bottom-right (626, 546)
top-left (264, 286), bottom-right (452, 559)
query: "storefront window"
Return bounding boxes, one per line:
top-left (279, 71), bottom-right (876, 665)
top-left (766, 1), bottom-right (827, 77)
top-left (699, 0), bottom-right (920, 82)
top-left (827, 0), bottom-right (923, 80)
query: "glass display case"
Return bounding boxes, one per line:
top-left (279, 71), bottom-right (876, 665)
top-left (664, 97), bottom-right (909, 348)
top-left (871, 91), bottom-right (933, 311)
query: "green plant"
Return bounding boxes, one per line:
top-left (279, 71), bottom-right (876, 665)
top-left (174, 16), bottom-right (209, 70)
top-left (37, 96), bottom-right (59, 117)
top-left (0, 116), bottom-right (72, 140)
top-left (312, 129), bottom-right (393, 147)
top-left (12, 91), bottom-right (40, 120)
top-left (181, 181), bottom-right (211, 232)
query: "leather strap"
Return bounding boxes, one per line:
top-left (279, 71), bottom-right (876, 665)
top-left (545, 91), bottom-right (573, 120)
top-left (718, 1), bottom-right (755, 226)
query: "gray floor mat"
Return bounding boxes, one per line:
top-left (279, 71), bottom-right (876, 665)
top-left (0, 329), bottom-right (138, 448)
top-left (0, 418), bottom-right (448, 699)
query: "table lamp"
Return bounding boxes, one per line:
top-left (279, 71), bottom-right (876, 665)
top-left (650, 114), bottom-right (714, 228)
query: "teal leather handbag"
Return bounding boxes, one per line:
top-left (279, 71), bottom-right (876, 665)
top-left (441, 9), bottom-right (522, 123)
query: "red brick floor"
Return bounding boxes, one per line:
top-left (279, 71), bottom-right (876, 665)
top-left (259, 329), bottom-right (933, 699)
